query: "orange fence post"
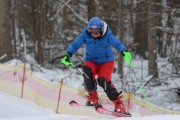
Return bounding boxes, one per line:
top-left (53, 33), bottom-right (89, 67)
top-left (21, 60), bottom-right (26, 98)
top-left (127, 92), bottom-right (131, 113)
top-left (56, 78), bottom-right (63, 113)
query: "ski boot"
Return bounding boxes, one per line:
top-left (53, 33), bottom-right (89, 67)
top-left (86, 91), bottom-right (98, 106)
top-left (113, 96), bottom-right (131, 116)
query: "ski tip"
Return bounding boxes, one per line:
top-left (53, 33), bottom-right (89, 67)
top-left (123, 112), bottom-right (132, 117)
top-left (69, 100), bottom-right (79, 106)
top-left (69, 100), bottom-right (77, 105)
top-left (126, 114), bottom-right (132, 117)
top-left (114, 112), bottom-right (132, 117)
top-left (113, 111), bottom-right (132, 117)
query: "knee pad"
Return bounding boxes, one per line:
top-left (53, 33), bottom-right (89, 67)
top-left (82, 66), bottom-right (97, 91)
top-left (98, 77), bottom-right (119, 101)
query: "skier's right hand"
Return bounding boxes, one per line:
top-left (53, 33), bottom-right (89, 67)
top-left (61, 52), bottom-right (73, 66)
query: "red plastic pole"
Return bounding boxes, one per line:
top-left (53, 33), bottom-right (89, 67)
top-left (127, 92), bottom-right (131, 113)
top-left (56, 78), bottom-right (63, 113)
top-left (127, 67), bottom-right (133, 113)
top-left (21, 60), bottom-right (26, 98)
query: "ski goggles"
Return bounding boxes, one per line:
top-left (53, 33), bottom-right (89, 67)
top-left (87, 28), bottom-right (102, 36)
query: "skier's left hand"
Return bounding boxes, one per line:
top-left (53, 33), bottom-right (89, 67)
top-left (122, 50), bottom-right (132, 65)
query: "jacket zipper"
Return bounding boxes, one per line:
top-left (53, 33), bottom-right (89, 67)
top-left (94, 40), bottom-right (97, 61)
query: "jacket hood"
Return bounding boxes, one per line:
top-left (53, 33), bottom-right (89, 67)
top-left (102, 21), bottom-right (108, 36)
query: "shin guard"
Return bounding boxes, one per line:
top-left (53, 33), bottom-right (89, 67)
top-left (98, 77), bottom-right (119, 101)
top-left (82, 66), bottom-right (97, 91)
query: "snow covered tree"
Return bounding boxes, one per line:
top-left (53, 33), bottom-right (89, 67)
top-left (11, 0), bottom-right (55, 64)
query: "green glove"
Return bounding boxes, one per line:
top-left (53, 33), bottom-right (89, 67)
top-left (61, 52), bottom-right (73, 66)
top-left (122, 51), bottom-right (132, 66)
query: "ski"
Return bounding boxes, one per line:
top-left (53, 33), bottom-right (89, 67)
top-left (69, 100), bottom-right (132, 117)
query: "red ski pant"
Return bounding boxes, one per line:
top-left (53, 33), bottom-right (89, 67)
top-left (83, 61), bottom-right (114, 82)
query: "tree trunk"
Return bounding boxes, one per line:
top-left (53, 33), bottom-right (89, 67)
top-left (117, 0), bottom-right (124, 78)
top-left (0, 0), bottom-right (13, 62)
top-left (148, 1), bottom-right (159, 79)
top-left (30, 0), bottom-right (46, 64)
top-left (87, 0), bottom-right (96, 19)
top-left (134, 1), bottom-right (148, 58)
top-left (87, 0), bottom-right (101, 19)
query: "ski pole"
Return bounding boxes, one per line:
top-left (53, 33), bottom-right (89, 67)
top-left (129, 63), bottom-right (153, 111)
top-left (131, 67), bottom-right (153, 111)
top-left (49, 55), bottom-right (89, 79)
top-left (50, 55), bottom-right (89, 78)
top-left (124, 54), bottom-right (153, 111)
top-left (71, 64), bottom-right (89, 79)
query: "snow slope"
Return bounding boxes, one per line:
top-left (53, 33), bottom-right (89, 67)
top-left (0, 59), bottom-right (180, 120)
top-left (0, 91), bottom-right (180, 120)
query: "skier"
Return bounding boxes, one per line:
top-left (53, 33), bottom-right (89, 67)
top-left (61, 17), bottom-right (132, 114)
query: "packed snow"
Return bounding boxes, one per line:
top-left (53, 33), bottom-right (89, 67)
top-left (0, 91), bottom-right (180, 120)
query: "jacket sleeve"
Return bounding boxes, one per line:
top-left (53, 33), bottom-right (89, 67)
top-left (66, 29), bottom-right (86, 55)
top-left (109, 34), bottom-right (127, 53)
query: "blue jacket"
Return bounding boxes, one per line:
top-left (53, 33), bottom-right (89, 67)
top-left (67, 27), bottom-right (127, 64)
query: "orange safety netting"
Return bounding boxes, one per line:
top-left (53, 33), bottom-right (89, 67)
top-left (0, 64), bottom-right (179, 118)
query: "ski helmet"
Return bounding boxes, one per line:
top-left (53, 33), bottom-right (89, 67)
top-left (87, 17), bottom-right (104, 30)
top-left (87, 17), bottom-right (104, 38)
